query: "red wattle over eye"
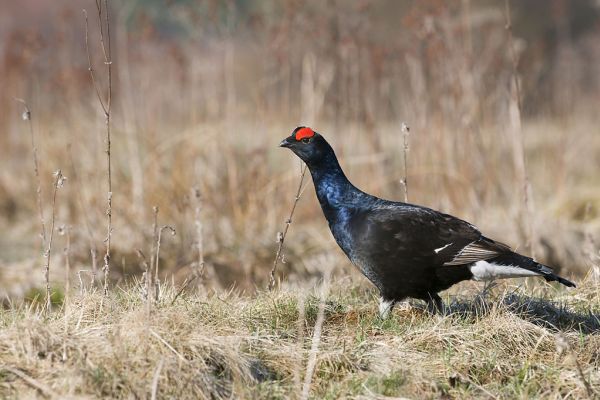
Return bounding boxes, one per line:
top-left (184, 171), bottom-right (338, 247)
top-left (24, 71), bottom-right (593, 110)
top-left (295, 127), bottom-right (315, 141)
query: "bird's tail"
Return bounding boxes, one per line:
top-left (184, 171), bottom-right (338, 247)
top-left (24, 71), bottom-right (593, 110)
top-left (535, 261), bottom-right (576, 288)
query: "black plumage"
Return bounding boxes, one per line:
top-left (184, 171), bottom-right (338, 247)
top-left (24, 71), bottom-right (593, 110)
top-left (280, 127), bottom-right (575, 317)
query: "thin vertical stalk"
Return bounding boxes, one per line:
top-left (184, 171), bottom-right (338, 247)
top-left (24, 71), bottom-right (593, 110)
top-left (67, 145), bottom-right (99, 284)
top-left (154, 225), bottom-right (176, 301)
top-left (84, 0), bottom-right (113, 297)
top-left (62, 224), bottom-right (71, 361)
top-left (301, 272), bottom-right (330, 400)
top-left (15, 98), bottom-right (46, 249)
top-left (193, 188), bottom-right (205, 280)
top-left (44, 170), bottom-right (66, 313)
top-left (269, 162), bottom-right (308, 291)
top-left (504, 0), bottom-right (536, 257)
top-left (400, 122), bottom-right (410, 203)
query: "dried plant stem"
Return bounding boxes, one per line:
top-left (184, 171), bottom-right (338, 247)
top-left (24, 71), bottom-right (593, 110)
top-left (193, 188), bottom-right (205, 280)
top-left (301, 273), bottom-right (330, 400)
top-left (136, 250), bottom-right (152, 317)
top-left (573, 356), bottom-right (595, 398)
top-left (400, 122), bottom-right (410, 203)
top-left (15, 98), bottom-right (47, 249)
top-left (268, 162), bottom-right (308, 291)
top-left (170, 275), bottom-right (198, 306)
top-left (3, 366), bottom-right (59, 398)
top-left (504, 0), bottom-right (536, 258)
top-left (44, 170), bottom-right (65, 313)
top-left (555, 333), bottom-right (595, 398)
top-left (67, 145), bottom-right (99, 284)
top-left (293, 292), bottom-right (306, 398)
top-left (84, 0), bottom-right (113, 297)
top-left (150, 358), bottom-right (165, 400)
top-left (64, 225), bottom-right (72, 300)
top-left (150, 206), bottom-right (159, 299)
top-left (63, 225), bottom-right (71, 361)
top-left (155, 225), bottom-right (176, 294)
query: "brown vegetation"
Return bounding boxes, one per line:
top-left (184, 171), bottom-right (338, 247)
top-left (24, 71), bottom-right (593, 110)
top-left (0, 0), bottom-right (599, 398)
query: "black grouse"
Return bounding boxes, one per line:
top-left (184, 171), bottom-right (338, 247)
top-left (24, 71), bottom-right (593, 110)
top-left (280, 126), bottom-right (575, 318)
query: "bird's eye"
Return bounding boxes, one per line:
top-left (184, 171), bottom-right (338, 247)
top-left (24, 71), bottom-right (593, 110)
top-left (301, 137), bottom-right (311, 144)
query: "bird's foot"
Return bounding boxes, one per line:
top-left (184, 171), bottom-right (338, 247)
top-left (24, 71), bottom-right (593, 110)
top-left (378, 297), bottom-right (396, 319)
top-left (425, 294), bottom-right (445, 315)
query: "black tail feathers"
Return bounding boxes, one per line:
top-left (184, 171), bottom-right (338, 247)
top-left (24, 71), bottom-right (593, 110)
top-left (543, 273), bottom-right (576, 288)
top-left (527, 259), bottom-right (576, 288)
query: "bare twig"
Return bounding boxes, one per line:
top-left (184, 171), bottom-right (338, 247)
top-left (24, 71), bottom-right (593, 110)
top-left (149, 329), bottom-right (186, 362)
top-left (269, 162), bottom-right (308, 291)
top-left (83, 10), bottom-right (107, 115)
top-left (61, 225), bottom-right (71, 301)
top-left (43, 170), bottom-right (66, 313)
top-left (84, 0), bottom-right (113, 297)
top-left (555, 333), bottom-right (595, 398)
top-left (504, 0), bottom-right (536, 258)
top-left (77, 270), bottom-right (91, 296)
top-left (154, 225), bottom-right (176, 301)
top-left (293, 292), bottom-right (306, 398)
top-left (150, 206), bottom-right (159, 299)
top-left (171, 275), bottom-right (198, 306)
top-left (67, 145), bottom-right (98, 284)
top-left (2, 365), bottom-right (59, 399)
top-left (136, 249), bottom-right (152, 317)
top-left (192, 188), bottom-right (206, 280)
top-left (400, 122), bottom-right (410, 203)
top-left (150, 206), bottom-right (159, 274)
top-left (14, 98), bottom-right (47, 250)
top-left (150, 358), bottom-right (165, 400)
top-left (61, 224), bottom-right (71, 361)
top-left (301, 272), bottom-right (330, 400)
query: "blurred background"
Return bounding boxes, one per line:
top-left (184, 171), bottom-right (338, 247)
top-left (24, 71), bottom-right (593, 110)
top-left (0, 0), bottom-right (599, 299)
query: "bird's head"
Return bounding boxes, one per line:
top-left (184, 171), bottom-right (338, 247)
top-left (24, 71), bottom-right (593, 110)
top-left (279, 126), bottom-right (333, 166)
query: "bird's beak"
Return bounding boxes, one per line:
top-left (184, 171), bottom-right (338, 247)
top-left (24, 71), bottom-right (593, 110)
top-left (279, 137), bottom-right (293, 148)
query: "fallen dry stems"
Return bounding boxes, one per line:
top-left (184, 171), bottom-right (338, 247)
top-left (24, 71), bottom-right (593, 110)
top-left (2, 365), bottom-right (58, 399)
top-left (269, 162), bottom-right (308, 291)
top-left (150, 358), bottom-right (165, 400)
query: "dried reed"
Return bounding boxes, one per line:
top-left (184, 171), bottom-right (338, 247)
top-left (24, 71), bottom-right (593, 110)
top-left (269, 162), bottom-right (308, 291)
top-left (43, 169), bottom-right (66, 312)
top-left (84, 0), bottom-right (113, 297)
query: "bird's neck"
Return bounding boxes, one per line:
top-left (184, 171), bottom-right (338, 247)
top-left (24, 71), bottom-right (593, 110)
top-left (308, 154), bottom-right (359, 217)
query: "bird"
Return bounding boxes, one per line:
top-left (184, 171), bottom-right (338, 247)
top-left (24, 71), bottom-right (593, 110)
top-left (279, 126), bottom-right (575, 318)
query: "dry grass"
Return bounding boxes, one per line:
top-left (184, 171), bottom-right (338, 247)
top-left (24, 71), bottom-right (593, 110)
top-left (1, 1), bottom-right (600, 398)
top-left (0, 278), bottom-right (599, 399)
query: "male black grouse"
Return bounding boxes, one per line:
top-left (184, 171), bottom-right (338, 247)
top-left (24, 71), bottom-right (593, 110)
top-left (280, 126), bottom-right (575, 318)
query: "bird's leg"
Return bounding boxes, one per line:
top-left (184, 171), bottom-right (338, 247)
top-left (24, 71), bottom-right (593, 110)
top-left (378, 297), bottom-right (396, 319)
top-left (425, 293), bottom-right (444, 315)
top-left (481, 279), bottom-right (498, 299)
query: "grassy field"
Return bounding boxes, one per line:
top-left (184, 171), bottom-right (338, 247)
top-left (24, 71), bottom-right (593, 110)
top-left (2, 1), bottom-right (600, 398)
top-left (1, 277), bottom-right (599, 399)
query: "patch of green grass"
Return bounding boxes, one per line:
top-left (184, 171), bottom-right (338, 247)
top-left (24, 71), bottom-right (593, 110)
top-left (24, 286), bottom-right (64, 306)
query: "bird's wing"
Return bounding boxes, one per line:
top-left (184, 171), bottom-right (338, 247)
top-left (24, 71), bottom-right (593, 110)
top-left (439, 236), bottom-right (512, 266)
top-left (355, 204), bottom-right (511, 267)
